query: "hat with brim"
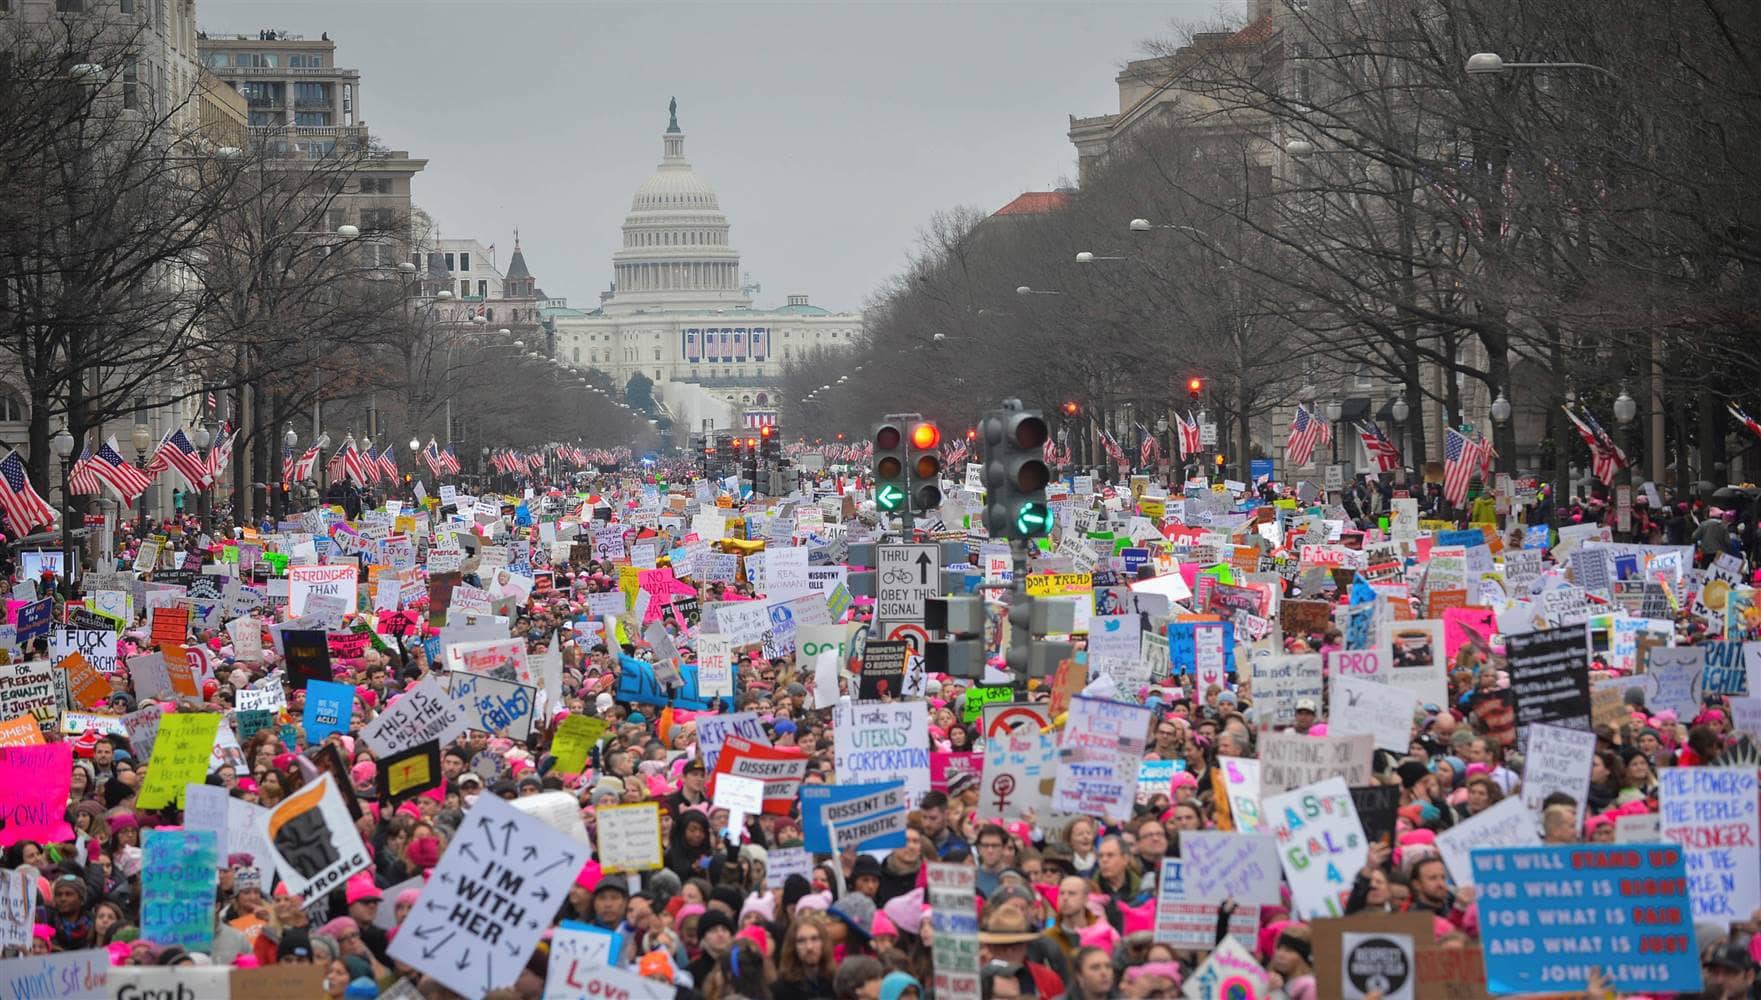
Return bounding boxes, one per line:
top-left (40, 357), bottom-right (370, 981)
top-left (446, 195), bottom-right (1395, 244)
top-left (977, 925), bottom-right (1042, 945)
top-left (977, 908), bottom-right (1041, 945)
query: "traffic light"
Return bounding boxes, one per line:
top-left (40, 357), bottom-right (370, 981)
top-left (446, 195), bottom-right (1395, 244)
top-left (909, 420), bottom-right (943, 511)
top-left (1188, 377), bottom-right (1203, 402)
top-left (980, 405), bottom-right (1052, 540)
top-left (873, 421), bottom-right (907, 513)
top-left (759, 425), bottom-right (778, 462)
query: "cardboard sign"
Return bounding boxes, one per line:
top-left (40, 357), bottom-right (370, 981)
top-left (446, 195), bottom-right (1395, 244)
top-left (136, 712), bottom-right (221, 810)
top-left (360, 675), bottom-right (468, 758)
top-left (1432, 797), bottom-right (1539, 887)
top-left (288, 564), bottom-right (358, 616)
top-left (833, 700), bottom-right (930, 805)
top-left (378, 740), bottom-right (443, 805)
top-left (1052, 695), bottom-right (1153, 822)
top-left (257, 773), bottom-right (370, 899)
top-left (1473, 845), bottom-right (1699, 996)
top-left (1659, 766), bottom-right (1760, 923)
top-left (1263, 776), bottom-right (1367, 919)
top-left (390, 793), bottom-right (591, 998)
top-left (0, 742), bottom-right (73, 846)
top-left (141, 829), bottom-right (219, 952)
top-left (595, 802), bottom-right (662, 873)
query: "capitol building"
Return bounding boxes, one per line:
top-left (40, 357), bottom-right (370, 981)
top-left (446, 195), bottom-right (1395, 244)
top-left (553, 101), bottom-right (862, 432)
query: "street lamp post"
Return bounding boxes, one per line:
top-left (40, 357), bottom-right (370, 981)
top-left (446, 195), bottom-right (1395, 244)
top-left (1614, 388), bottom-right (1638, 484)
top-left (50, 424), bottom-right (75, 600)
top-left (131, 423), bottom-right (154, 527)
top-left (192, 423), bottom-right (213, 534)
top-left (1324, 400), bottom-right (1344, 465)
top-left (278, 424), bottom-right (298, 522)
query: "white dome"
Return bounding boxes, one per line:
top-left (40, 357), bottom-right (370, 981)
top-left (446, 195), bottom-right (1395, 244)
top-left (630, 167), bottom-right (721, 212)
top-left (603, 107), bottom-right (751, 315)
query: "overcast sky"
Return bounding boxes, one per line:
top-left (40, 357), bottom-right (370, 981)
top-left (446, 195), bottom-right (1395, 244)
top-left (200, 0), bottom-right (1242, 312)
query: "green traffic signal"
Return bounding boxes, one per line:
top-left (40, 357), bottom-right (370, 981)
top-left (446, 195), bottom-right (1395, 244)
top-left (1015, 500), bottom-right (1051, 536)
top-left (877, 482), bottom-right (906, 511)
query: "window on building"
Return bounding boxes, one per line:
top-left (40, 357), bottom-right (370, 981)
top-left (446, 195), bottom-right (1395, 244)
top-left (691, 368), bottom-right (699, 379)
top-left (292, 81), bottom-right (328, 107)
top-left (294, 111), bottom-right (329, 126)
top-left (364, 242), bottom-right (395, 268)
top-left (460, 279), bottom-right (470, 298)
top-left (427, 253), bottom-right (444, 272)
top-left (572, 347), bottom-right (580, 363)
top-left (0, 394), bottom-right (25, 422)
top-left (55, 0), bottom-right (83, 10)
top-left (119, 0), bottom-right (135, 13)
top-left (289, 54), bottom-right (322, 68)
top-left (477, 280), bottom-right (487, 298)
top-left (120, 55), bottom-right (138, 109)
top-left (358, 177), bottom-right (391, 194)
top-left (654, 370), bottom-right (661, 380)
top-left (444, 253), bottom-right (455, 271)
top-left (457, 252), bottom-right (469, 271)
top-left (410, 252), bottom-right (422, 270)
top-left (359, 207), bottom-right (396, 232)
top-left (653, 348), bottom-right (661, 361)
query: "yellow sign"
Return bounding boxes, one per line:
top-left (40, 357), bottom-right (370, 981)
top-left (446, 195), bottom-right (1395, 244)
top-left (618, 565), bottom-right (643, 610)
top-left (137, 713), bottom-right (222, 810)
top-left (550, 715), bottom-right (608, 774)
top-left (1138, 498), bottom-right (1166, 520)
top-left (1025, 573), bottom-right (1093, 597)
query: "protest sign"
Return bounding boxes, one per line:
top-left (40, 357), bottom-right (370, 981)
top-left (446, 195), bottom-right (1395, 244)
top-left (0, 716), bottom-right (41, 747)
top-left (280, 629), bottom-right (334, 689)
top-left (235, 685), bottom-right (286, 714)
top-left (833, 700), bottom-right (930, 804)
top-left (0, 742), bottom-right (72, 845)
top-left (1329, 675), bottom-right (1418, 752)
top-left (288, 564), bottom-right (357, 616)
top-left (931, 751), bottom-right (983, 794)
top-left (1310, 913), bottom-right (1435, 1000)
top-left (446, 671), bottom-right (537, 740)
top-left (823, 780), bottom-right (910, 852)
top-left (857, 639), bottom-right (909, 700)
top-left (378, 741), bottom-right (443, 805)
top-left (595, 802), bottom-right (662, 873)
top-left (182, 781), bottom-right (230, 839)
top-left (1519, 724), bottom-right (1597, 817)
top-left (713, 735), bottom-right (807, 813)
top-left (1327, 644), bottom-right (1392, 685)
top-left (695, 711), bottom-right (769, 774)
top-left (1251, 654), bottom-right (1324, 727)
top-left (545, 924), bottom-right (666, 1000)
top-left (766, 846), bottom-right (815, 890)
top-left (257, 772), bottom-right (369, 899)
top-left (50, 627), bottom-right (118, 676)
top-left (1219, 756), bottom-right (1263, 833)
top-left (695, 634), bottom-right (733, 698)
top-left (302, 679), bottom-right (354, 743)
top-left (0, 950), bottom-right (109, 1000)
top-left (1433, 797), bottom-right (1539, 886)
top-left (447, 638), bottom-right (533, 685)
top-left (926, 862), bottom-right (981, 1000)
top-left (360, 675), bottom-right (468, 757)
top-left (1155, 856), bottom-right (1261, 948)
top-left (390, 792), bottom-right (591, 998)
top-left (1385, 620), bottom-right (1448, 705)
top-left (1182, 937), bottom-right (1268, 1000)
top-left (799, 780), bottom-right (909, 853)
top-left (979, 725), bottom-right (1055, 823)
top-left (135, 712), bottom-right (220, 810)
top-left (1643, 646), bottom-right (1708, 719)
top-left (1659, 766), bottom-right (1760, 923)
top-left (1179, 831), bottom-right (1282, 907)
top-left (549, 715), bottom-right (607, 775)
top-left (1259, 732), bottom-right (1374, 796)
top-left (0, 867), bottom-right (32, 952)
top-left (1472, 845), bottom-right (1699, 996)
top-left (141, 829), bottom-right (219, 952)
top-left (1504, 626), bottom-right (1592, 730)
top-left (1263, 776), bottom-right (1367, 919)
top-left (0, 660), bottom-right (57, 724)
top-left (1053, 696), bottom-right (1153, 822)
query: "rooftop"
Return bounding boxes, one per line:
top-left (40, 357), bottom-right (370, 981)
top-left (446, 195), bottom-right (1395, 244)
top-left (993, 191), bottom-right (1073, 217)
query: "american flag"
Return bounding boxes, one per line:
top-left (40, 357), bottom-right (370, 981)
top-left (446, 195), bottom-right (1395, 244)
top-left (1356, 421), bottom-right (1401, 472)
top-left (1730, 403), bottom-right (1761, 441)
top-left (69, 439), bottom-right (101, 496)
top-left (1442, 427), bottom-right (1484, 508)
top-left (1139, 427), bottom-right (1158, 466)
top-left (1042, 437), bottom-right (1058, 466)
top-left (293, 444), bottom-right (321, 482)
top-left (1097, 428), bottom-right (1128, 466)
top-left (1178, 412), bottom-right (1203, 459)
top-left (1285, 404), bottom-right (1323, 467)
top-left (0, 450), bottom-right (55, 535)
top-left (442, 445), bottom-right (462, 475)
top-left (152, 428), bottom-right (214, 489)
top-left (360, 445), bottom-right (381, 484)
top-left (340, 436), bottom-right (370, 485)
top-left (1563, 405), bottom-right (1626, 487)
top-left (282, 444), bottom-right (295, 483)
top-left (205, 422), bottom-right (236, 479)
top-left (376, 446), bottom-right (398, 481)
top-left (422, 439), bottom-right (445, 477)
top-left (86, 436), bottom-right (154, 503)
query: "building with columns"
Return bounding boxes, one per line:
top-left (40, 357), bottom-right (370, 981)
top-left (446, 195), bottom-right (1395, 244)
top-left (552, 101), bottom-right (861, 432)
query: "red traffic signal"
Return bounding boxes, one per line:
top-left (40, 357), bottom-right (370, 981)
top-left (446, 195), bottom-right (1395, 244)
top-left (910, 422), bottom-right (941, 450)
top-left (1188, 377), bottom-right (1203, 401)
top-left (760, 426), bottom-right (774, 439)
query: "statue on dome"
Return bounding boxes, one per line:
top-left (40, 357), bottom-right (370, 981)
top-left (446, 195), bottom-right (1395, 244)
top-left (668, 97), bottom-right (678, 132)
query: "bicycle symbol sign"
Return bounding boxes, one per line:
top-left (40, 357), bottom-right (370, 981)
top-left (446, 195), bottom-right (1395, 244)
top-left (874, 544), bottom-right (940, 623)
